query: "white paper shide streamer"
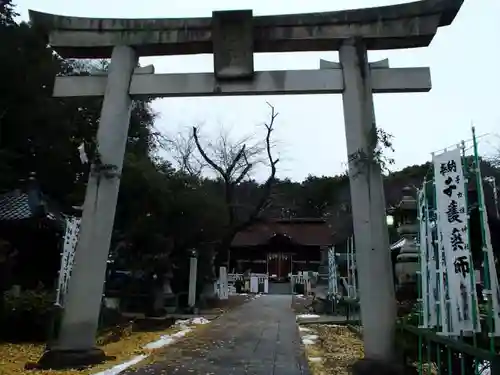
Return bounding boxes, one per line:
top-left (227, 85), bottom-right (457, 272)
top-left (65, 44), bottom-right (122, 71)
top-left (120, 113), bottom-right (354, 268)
top-left (56, 217), bottom-right (81, 307)
top-left (433, 148), bottom-right (477, 334)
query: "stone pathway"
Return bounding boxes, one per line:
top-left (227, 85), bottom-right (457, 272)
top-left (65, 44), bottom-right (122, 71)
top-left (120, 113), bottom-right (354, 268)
top-left (125, 295), bottom-right (309, 375)
top-left (268, 282), bottom-right (292, 295)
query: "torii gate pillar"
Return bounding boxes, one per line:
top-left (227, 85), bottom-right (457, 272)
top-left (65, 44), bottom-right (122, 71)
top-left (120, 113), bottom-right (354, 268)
top-left (321, 44), bottom-right (399, 361)
top-left (339, 40), bottom-right (397, 361)
top-left (37, 46), bottom-right (138, 369)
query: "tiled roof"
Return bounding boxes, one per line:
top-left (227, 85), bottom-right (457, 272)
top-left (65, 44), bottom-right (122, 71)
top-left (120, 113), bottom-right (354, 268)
top-left (231, 218), bottom-right (334, 247)
top-left (0, 190), bottom-right (37, 221)
top-left (0, 189), bottom-right (65, 230)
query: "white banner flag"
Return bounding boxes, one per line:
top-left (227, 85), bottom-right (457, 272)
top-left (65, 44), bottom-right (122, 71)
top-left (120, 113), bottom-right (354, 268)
top-left (436, 228), bottom-right (452, 334)
top-left (433, 148), bottom-right (478, 334)
top-left (426, 219), bottom-right (438, 328)
top-left (423, 186), bottom-right (439, 328)
top-left (475, 167), bottom-right (500, 335)
top-left (418, 189), bottom-right (430, 328)
top-left (328, 247), bottom-right (338, 297)
top-left (418, 188), bottom-right (439, 328)
top-left (56, 217), bottom-right (81, 307)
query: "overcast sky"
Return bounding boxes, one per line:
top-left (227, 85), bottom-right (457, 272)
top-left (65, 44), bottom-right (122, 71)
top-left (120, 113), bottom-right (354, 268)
top-left (16, 0), bottom-right (500, 182)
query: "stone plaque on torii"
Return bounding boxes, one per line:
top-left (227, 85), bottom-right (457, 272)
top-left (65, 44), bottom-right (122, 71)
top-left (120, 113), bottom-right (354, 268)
top-left (29, 0), bottom-right (463, 369)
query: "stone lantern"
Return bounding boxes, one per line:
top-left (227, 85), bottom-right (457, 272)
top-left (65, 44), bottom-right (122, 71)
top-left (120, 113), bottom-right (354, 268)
top-left (390, 187), bottom-right (419, 290)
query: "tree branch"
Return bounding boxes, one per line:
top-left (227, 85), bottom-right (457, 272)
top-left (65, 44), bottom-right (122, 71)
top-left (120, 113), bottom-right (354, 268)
top-left (232, 102), bottom-right (279, 233)
top-left (227, 145), bottom-right (247, 180)
top-left (192, 126), bottom-right (227, 178)
top-left (233, 151), bottom-right (252, 185)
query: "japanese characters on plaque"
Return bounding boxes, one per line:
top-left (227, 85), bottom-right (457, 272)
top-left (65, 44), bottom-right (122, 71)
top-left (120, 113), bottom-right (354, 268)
top-left (433, 148), bottom-right (476, 333)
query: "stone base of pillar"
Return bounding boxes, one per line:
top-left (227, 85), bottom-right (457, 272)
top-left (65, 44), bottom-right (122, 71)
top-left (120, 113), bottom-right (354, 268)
top-left (27, 347), bottom-right (108, 370)
top-left (350, 358), bottom-right (417, 375)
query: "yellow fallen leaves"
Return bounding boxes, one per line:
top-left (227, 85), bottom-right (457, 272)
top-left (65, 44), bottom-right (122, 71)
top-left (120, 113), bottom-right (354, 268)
top-left (136, 323), bottom-right (213, 368)
top-left (0, 325), bottom-right (182, 375)
top-left (0, 343), bottom-right (45, 373)
top-left (302, 325), bottom-right (364, 375)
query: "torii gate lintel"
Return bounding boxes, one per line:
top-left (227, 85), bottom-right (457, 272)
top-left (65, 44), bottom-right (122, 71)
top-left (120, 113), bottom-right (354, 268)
top-left (52, 65), bottom-right (431, 98)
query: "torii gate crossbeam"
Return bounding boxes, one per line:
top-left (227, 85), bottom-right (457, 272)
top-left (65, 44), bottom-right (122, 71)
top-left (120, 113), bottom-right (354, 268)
top-left (52, 67), bottom-right (431, 97)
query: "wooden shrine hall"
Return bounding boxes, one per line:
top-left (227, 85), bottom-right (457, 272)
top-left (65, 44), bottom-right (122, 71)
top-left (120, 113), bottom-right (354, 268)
top-left (227, 218), bottom-right (334, 282)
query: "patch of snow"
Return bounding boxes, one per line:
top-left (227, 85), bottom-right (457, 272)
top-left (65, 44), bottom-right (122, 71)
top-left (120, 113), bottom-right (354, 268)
top-left (145, 317), bottom-right (211, 350)
top-left (143, 335), bottom-right (175, 350)
top-left (296, 314), bottom-right (320, 320)
top-left (93, 316), bottom-right (213, 374)
top-left (302, 334), bottom-right (318, 341)
top-left (190, 317), bottom-right (210, 325)
top-left (301, 334), bottom-right (318, 345)
top-left (172, 328), bottom-right (191, 339)
top-left (299, 327), bottom-right (311, 332)
top-left (175, 316), bottom-right (210, 326)
top-left (309, 357), bottom-right (322, 363)
top-left (295, 294), bottom-right (305, 298)
top-left (143, 326), bottom-right (194, 350)
top-left (93, 354), bottom-right (148, 375)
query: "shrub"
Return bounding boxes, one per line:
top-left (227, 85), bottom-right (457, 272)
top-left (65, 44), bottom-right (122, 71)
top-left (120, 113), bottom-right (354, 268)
top-left (1, 287), bottom-right (55, 342)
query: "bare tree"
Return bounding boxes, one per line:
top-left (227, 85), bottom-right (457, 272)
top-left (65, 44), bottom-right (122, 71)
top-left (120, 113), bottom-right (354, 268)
top-left (192, 103), bottom-right (279, 245)
top-left (162, 104), bottom-right (278, 286)
top-left (164, 103), bottom-right (279, 286)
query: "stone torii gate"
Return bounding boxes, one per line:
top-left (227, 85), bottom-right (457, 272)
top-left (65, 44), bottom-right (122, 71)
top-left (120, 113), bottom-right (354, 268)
top-left (30, 0), bottom-right (463, 369)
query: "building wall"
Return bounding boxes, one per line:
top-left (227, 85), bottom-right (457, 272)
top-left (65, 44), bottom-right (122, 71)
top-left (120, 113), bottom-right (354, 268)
top-left (227, 245), bottom-right (321, 276)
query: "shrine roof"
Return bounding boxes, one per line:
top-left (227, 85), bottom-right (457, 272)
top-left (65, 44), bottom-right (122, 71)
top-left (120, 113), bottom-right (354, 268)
top-left (0, 189), bottom-right (65, 230)
top-left (231, 218), bottom-right (334, 247)
top-left (29, 0), bottom-right (464, 58)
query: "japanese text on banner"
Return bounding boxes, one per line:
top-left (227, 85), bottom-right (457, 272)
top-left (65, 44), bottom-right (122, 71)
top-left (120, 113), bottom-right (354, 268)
top-left (433, 148), bottom-right (476, 333)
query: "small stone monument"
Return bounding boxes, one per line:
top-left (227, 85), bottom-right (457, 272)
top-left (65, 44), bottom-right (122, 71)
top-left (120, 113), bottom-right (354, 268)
top-left (219, 266), bottom-right (228, 300)
top-left (188, 249), bottom-right (198, 310)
